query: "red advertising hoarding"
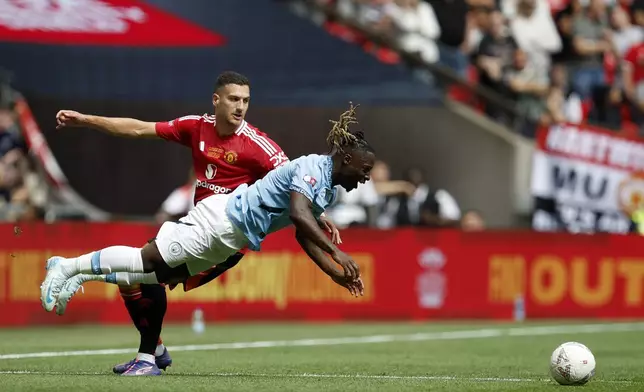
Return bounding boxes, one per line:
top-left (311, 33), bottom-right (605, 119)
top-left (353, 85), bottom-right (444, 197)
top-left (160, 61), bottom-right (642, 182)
top-left (1, 223), bottom-right (644, 326)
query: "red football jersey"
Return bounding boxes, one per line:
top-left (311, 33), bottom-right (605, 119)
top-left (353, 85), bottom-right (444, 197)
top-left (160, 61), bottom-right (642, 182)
top-left (625, 43), bottom-right (644, 85)
top-left (155, 114), bottom-right (289, 204)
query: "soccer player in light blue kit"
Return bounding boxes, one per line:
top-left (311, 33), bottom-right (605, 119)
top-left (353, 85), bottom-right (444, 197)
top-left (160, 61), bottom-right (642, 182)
top-left (40, 104), bottom-right (374, 375)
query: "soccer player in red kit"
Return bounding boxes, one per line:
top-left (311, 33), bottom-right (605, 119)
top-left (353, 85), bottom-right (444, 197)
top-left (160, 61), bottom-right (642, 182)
top-left (53, 71), bottom-right (341, 376)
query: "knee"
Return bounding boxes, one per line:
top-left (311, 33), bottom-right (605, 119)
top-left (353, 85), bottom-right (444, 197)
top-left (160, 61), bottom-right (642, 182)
top-left (119, 284), bottom-right (141, 293)
top-left (119, 284), bottom-right (142, 300)
top-left (155, 264), bottom-right (190, 285)
top-left (140, 242), bottom-right (165, 273)
top-left (139, 282), bottom-right (167, 299)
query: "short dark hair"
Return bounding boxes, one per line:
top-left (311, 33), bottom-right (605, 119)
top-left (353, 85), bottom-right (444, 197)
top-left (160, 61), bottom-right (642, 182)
top-left (215, 71), bottom-right (250, 91)
top-left (632, 0), bottom-right (644, 14)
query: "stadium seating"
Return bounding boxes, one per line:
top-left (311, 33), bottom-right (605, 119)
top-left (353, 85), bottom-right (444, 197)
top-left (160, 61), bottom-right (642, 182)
top-left (0, 0), bottom-right (438, 105)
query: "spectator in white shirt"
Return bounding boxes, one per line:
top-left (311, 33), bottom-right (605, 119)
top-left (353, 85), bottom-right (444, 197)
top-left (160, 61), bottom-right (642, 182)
top-left (327, 160), bottom-right (415, 228)
top-left (376, 167), bottom-right (461, 228)
top-left (610, 6), bottom-right (643, 57)
top-left (155, 170), bottom-right (196, 224)
top-left (509, 0), bottom-right (562, 71)
top-left (546, 64), bottom-right (584, 124)
top-left (388, 167), bottom-right (432, 227)
top-left (384, 0), bottom-right (441, 63)
top-left (328, 180), bottom-right (379, 228)
top-left (419, 188), bottom-right (462, 227)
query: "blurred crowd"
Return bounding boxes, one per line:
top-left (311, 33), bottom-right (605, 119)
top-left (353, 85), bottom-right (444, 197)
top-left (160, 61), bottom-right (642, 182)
top-left (0, 102), bottom-right (47, 222)
top-left (325, 160), bottom-right (486, 231)
top-left (158, 163), bottom-right (485, 231)
top-left (0, 76), bottom-right (483, 230)
top-left (297, 0), bottom-right (644, 136)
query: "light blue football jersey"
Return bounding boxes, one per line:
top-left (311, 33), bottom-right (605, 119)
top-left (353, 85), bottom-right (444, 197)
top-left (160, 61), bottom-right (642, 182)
top-left (226, 154), bottom-right (337, 251)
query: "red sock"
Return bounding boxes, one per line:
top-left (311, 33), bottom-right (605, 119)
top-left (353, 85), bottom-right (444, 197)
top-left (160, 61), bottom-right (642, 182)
top-left (119, 284), bottom-right (167, 355)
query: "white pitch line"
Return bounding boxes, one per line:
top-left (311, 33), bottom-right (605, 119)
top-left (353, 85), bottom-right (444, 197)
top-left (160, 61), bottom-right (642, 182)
top-left (0, 370), bottom-right (638, 385)
top-left (1, 322), bottom-right (643, 361)
top-left (0, 369), bottom-right (541, 382)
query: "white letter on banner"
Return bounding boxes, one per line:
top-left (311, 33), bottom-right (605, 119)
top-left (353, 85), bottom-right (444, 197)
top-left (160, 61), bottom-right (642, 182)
top-left (609, 140), bottom-right (632, 168)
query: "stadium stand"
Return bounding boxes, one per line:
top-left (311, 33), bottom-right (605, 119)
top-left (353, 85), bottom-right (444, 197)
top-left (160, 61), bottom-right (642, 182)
top-left (0, 71), bottom-right (109, 222)
top-left (291, 0), bottom-right (644, 137)
top-left (0, 0), bottom-right (437, 105)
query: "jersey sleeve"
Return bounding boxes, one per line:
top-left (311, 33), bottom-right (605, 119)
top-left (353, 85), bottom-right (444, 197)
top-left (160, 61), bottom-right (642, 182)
top-left (255, 134), bottom-right (290, 175)
top-left (155, 115), bottom-right (200, 147)
top-left (289, 160), bottom-right (321, 203)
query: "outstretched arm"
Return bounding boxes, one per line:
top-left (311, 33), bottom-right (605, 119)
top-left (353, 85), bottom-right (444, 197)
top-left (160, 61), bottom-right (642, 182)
top-left (56, 110), bottom-right (158, 138)
top-left (295, 230), bottom-right (363, 297)
top-left (289, 191), bottom-right (337, 255)
top-left (289, 191), bottom-right (360, 280)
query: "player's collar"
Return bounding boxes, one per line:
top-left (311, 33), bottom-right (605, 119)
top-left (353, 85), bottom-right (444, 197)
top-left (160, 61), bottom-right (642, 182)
top-left (233, 120), bottom-right (248, 135)
top-left (318, 156), bottom-right (337, 205)
top-left (323, 155), bottom-right (333, 188)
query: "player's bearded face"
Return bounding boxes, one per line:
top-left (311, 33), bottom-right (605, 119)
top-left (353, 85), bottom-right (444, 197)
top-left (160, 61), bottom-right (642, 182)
top-left (339, 151), bottom-right (375, 191)
top-left (214, 84), bottom-right (250, 127)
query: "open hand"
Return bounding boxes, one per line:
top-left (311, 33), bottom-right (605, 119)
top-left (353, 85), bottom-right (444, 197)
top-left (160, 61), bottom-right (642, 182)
top-left (332, 276), bottom-right (364, 297)
top-left (332, 250), bottom-right (360, 280)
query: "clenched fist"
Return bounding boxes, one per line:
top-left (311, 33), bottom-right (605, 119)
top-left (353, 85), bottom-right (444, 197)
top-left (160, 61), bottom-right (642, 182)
top-left (56, 110), bottom-right (87, 129)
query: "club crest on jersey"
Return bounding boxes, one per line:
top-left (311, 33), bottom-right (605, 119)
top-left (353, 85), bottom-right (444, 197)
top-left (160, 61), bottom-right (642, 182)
top-left (224, 151), bottom-right (238, 164)
top-left (303, 175), bottom-right (317, 186)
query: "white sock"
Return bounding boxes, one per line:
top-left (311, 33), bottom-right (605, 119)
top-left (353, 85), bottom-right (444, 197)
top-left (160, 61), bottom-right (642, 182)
top-left (67, 246), bottom-right (144, 275)
top-left (154, 344), bottom-right (166, 357)
top-left (105, 272), bottom-right (158, 285)
top-left (77, 274), bottom-right (107, 283)
top-left (136, 353), bottom-right (155, 364)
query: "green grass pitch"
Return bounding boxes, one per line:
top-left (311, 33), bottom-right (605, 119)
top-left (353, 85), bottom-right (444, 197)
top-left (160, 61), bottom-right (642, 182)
top-left (0, 321), bottom-right (643, 391)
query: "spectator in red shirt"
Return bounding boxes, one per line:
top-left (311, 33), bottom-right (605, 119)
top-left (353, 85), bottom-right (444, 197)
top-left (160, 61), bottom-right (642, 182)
top-left (623, 41), bottom-right (644, 125)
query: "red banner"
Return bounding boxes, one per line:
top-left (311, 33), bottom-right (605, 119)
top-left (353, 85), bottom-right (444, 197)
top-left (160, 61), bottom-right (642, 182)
top-left (1, 223), bottom-right (644, 326)
top-left (0, 0), bottom-right (226, 47)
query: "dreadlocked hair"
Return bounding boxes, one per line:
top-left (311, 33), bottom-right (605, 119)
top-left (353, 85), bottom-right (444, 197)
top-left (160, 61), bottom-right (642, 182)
top-left (326, 102), bottom-right (374, 154)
